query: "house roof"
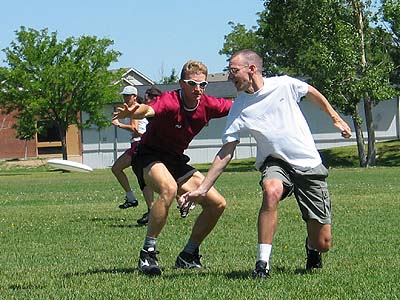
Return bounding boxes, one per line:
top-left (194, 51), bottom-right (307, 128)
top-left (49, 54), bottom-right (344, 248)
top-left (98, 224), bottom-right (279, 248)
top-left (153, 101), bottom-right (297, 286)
top-left (207, 72), bottom-right (229, 82)
top-left (113, 67), bottom-right (155, 86)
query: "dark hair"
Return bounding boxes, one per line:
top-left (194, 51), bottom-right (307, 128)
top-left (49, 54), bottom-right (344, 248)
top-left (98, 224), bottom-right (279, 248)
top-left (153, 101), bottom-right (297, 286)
top-left (145, 86), bottom-right (162, 99)
top-left (231, 49), bottom-right (263, 73)
top-left (136, 95), bottom-right (144, 104)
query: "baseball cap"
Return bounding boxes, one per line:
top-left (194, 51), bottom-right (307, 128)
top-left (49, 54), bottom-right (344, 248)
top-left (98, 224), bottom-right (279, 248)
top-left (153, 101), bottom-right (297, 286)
top-left (120, 85), bottom-right (138, 95)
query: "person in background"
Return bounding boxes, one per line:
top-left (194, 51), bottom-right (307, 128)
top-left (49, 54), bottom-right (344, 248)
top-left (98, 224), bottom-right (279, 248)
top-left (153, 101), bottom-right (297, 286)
top-left (115, 60), bottom-right (233, 276)
top-left (135, 86), bottom-right (162, 226)
top-left (111, 86), bottom-right (141, 209)
top-left (179, 49), bottom-right (352, 279)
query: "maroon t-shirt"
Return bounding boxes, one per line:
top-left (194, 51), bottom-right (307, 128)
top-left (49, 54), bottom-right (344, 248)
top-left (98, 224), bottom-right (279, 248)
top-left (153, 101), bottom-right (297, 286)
top-left (141, 90), bottom-right (232, 156)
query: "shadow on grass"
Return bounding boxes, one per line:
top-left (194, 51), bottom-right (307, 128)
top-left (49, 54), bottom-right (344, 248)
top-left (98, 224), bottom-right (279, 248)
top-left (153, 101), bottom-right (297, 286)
top-left (64, 267), bottom-right (136, 278)
top-left (225, 270), bottom-right (252, 279)
top-left (196, 158), bottom-right (256, 173)
top-left (226, 265), bottom-right (311, 279)
top-left (8, 283), bottom-right (45, 290)
top-left (196, 140), bottom-right (400, 171)
top-left (109, 223), bottom-right (145, 228)
top-left (376, 143), bottom-right (400, 166)
top-left (319, 149), bottom-right (358, 168)
top-left (63, 265), bottom-right (313, 280)
top-left (0, 169), bottom-right (64, 176)
top-left (294, 267), bottom-right (322, 276)
top-left (320, 140), bottom-right (400, 168)
top-left (162, 264), bottom-right (305, 280)
top-left (0, 173), bottom-right (33, 176)
top-left (85, 217), bottom-right (146, 229)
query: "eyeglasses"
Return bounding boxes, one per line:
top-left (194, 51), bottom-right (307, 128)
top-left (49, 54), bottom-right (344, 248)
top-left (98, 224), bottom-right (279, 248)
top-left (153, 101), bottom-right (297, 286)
top-left (183, 79), bottom-right (208, 88)
top-left (224, 65), bottom-right (249, 75)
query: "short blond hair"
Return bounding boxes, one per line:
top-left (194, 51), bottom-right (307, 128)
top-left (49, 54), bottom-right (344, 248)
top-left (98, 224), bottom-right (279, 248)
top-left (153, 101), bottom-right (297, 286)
top-left (180, 60), bottom-right (208, 80)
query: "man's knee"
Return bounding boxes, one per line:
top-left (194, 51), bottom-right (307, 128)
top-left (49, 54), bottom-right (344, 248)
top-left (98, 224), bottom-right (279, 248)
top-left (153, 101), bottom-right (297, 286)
top-left (158, 183), bottom-right (178, 207)
top-left (204, 193), bottom-right (226, 215)
top-left (261, 181), bottom-right (283, 210)
top-left (317, 236), bottom-right (331, 252)
top-left (308, 222), bottom-right (332, 252)
top-left (215, 195), bottom-right (226, 212)
top-left (111, 164), bottom-right (121, 175)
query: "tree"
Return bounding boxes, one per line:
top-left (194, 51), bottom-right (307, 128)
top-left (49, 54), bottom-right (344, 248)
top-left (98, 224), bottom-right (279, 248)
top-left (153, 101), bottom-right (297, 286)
top-left (380, 0), bottom-right (400, 88)
top-left (13, 110), bottom-right (37, 159)
top-left (0, 27), bottom-right (122, 160)
top-left (220, 0), bottom-right (398, 167)
top-left (159, 68), bottom-right (179, 84)
top-left (220, 22), bottom-right (265, 68)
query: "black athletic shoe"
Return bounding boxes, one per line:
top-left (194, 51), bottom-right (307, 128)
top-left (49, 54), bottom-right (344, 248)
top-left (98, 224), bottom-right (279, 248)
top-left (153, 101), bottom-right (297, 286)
top-left (138, 248), bottom-right (162, 276)
top-left (305, 239), bottom-right (322, 270)
top-left (118, 197), bottom-right (138, 209)
top-left (137, 211), bottom-right (149, 226)
top-left (251, 260), bottom-right (270, 279)
top-left (179, 201), bottom-right (196, 218)
top-left (175, 249), bottom-right (203, 269)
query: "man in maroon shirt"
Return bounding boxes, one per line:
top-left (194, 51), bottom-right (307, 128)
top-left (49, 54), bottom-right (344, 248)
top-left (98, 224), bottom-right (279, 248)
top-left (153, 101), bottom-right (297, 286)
top-left (115, 60), bottom-right (233, 276)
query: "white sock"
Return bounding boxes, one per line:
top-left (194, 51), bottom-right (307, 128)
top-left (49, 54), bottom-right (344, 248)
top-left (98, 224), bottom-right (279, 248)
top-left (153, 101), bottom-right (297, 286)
top-left (126, 191), bottom-right (136, 202)
top-left (258, 244), bottom-right (272, 270)
top-left (306, 238), bottom-right (319, 252)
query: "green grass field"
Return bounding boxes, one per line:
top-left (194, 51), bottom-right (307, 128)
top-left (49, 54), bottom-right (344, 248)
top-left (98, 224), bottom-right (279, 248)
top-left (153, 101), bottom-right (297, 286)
top-left (1, 142), bottom-right (399, 299)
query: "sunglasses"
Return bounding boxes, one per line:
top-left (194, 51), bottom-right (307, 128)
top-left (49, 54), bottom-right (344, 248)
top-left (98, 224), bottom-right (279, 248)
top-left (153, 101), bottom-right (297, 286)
top-left (224, 65), bottom-right (249, 75)
top-left (183, 79), bottom-right (208, 88)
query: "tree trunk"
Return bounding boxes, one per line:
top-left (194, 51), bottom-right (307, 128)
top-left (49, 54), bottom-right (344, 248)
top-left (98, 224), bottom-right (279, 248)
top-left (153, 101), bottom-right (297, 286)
top-left (351, 0), bottom-right (375, 167)
top-left (363, 95), bottom-right (376, 166)
top-left (59, 126), bottom-right (68, 160)
top-left (353, 118), bottom-right (367, 167)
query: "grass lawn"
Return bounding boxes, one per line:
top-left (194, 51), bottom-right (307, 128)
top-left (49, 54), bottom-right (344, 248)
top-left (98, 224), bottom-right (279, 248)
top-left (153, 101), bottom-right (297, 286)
top-left (1, 141), bottom-right (399, 299)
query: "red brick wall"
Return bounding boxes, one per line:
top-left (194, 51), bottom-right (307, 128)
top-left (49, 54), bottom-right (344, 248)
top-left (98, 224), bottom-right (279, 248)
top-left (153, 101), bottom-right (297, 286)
top-left (0, 112), bottom-right (37, 160)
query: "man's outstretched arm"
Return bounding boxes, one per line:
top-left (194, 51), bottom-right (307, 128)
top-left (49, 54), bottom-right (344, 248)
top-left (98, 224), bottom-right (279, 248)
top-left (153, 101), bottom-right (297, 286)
top-left (179, 141), bottom-right (239, 205)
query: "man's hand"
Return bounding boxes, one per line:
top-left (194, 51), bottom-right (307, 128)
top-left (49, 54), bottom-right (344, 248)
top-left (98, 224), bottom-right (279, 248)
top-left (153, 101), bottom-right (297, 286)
top-left (111, 118), bottom-right (119, 127)
top-left (114, 102), bottom-right (140, 119)
top-left (333, 117), bottom-right (352, 139)
top-left (178, 190), bottom-right (205, 209)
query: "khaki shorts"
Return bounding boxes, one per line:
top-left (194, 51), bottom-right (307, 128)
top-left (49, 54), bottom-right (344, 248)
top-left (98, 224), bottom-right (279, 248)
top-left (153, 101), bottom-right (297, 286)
top-left (259, 157), bottom-right (331, 224)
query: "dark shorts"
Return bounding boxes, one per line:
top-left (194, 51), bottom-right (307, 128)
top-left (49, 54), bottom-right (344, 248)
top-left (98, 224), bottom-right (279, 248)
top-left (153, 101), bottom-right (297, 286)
top-left (124, 141), bottom-right (140, 156)
top-left (131, 144), bottom-right (197, 191)
top-left (259, 156), bottom-right (331, 224)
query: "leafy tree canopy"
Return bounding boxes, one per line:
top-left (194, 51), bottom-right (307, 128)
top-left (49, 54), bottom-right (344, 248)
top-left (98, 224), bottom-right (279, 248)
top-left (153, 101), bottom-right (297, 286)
top-left (159, 68), bottom-right (179, 84)
top-left (220, 0), bottom-right (399, 167)
top-left (0, 27), bottom-right (122, 158)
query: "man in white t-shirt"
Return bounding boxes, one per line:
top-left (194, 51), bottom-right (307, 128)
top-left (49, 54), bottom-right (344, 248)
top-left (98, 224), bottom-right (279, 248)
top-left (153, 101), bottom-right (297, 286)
top-left (179, 49), bottom-right (352, 279)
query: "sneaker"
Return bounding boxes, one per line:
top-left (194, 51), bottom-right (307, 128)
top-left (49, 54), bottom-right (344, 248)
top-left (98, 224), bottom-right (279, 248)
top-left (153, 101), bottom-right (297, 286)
top-left (118, 197), bottom-right (138, 209)
top-left (137, 211), bottom-right (149, 226)
top-left (138, 248), bottom-right (162, 276)
top-left (179, 201), bottom-right (196, 218)
top-left (305, 239), bottom-right (322, 270)
top-left (175, 249), bottom-right (203, 269)
top-left (251, 260), bottom-right (270, 279)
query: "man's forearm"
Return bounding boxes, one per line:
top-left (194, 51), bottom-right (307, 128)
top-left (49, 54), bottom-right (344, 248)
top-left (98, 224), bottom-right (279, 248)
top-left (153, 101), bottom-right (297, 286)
top-left (198, 142), bottom-right (236, 193)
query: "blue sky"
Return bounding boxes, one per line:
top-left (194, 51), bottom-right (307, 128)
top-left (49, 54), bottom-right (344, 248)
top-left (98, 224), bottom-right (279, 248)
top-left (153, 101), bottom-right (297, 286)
top-left (0, 0), bottom-right (264, 82)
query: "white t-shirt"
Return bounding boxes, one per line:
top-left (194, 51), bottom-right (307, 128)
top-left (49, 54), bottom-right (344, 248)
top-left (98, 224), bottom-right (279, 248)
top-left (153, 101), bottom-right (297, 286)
top-left (131, 118), bottom-right (148, 142)
top-left (222, 75), bottom-right (321, 170)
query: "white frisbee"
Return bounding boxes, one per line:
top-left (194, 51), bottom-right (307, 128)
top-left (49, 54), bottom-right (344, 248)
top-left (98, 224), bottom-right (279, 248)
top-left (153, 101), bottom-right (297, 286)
top-left (47, 159), bottom-right (93, 173)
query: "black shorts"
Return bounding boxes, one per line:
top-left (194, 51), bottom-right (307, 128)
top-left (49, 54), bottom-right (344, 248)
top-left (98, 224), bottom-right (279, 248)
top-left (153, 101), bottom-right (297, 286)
top-left (131, 144), bottom-right (196, 190)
